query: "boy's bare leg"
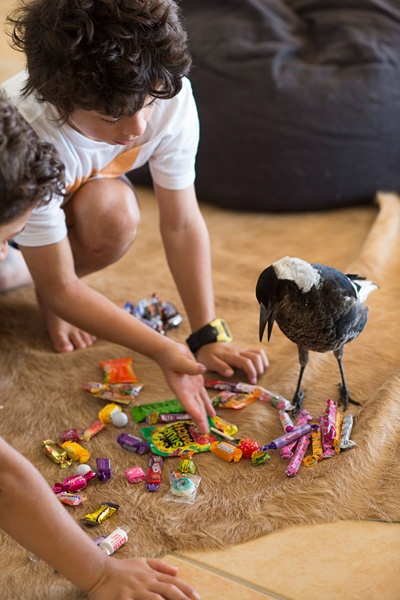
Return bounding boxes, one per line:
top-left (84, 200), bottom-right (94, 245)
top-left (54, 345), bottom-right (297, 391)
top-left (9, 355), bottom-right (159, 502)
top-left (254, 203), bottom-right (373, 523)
top-left (0, 246), bottom-right (33, 292)
top-left (36, 178), bottom-right (140, 352)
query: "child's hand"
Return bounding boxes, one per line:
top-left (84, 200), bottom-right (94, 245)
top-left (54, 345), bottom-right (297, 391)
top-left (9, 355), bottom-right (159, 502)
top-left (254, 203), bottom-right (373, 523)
top-left (196, 343), bottom-right (269, 385)
top-left (88, 556), bottom-right (200, 600)
top-left (154, 341), bottom-right (215, 434)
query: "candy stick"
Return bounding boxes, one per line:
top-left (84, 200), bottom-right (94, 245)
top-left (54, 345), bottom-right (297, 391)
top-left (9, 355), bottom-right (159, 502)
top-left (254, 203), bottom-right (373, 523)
top-left (280, 409), bottom-right (313, 459)
top-left (285, 433), bottom-right (311, 477)
top-left (209, 427), bottom-right (241, 445)
top-left (204, 380), bottom-right (293, 411)
top-left (261, 423), bottom-right (318, 451)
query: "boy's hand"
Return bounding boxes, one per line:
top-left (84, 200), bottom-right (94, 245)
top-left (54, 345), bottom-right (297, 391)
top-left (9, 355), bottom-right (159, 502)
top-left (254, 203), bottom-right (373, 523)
top-left (154, 341), bottom-right (215, 434)
top-left (88, 556), bottom-right (200, 600)
top-left (196, 343), bottom-right (269, 385)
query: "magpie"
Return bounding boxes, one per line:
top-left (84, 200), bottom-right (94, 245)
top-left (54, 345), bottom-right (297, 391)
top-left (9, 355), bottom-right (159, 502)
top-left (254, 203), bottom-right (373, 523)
top-left (256, 256), bottom-right (378, 415)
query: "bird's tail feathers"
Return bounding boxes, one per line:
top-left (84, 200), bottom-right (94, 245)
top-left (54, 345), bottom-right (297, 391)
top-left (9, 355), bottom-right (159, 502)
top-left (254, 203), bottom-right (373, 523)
top-left (347, 275), bottom-right (379, 302)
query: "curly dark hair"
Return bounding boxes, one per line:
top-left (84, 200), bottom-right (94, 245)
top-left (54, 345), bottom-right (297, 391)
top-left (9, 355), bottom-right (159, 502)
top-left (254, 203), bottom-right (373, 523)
top-left (0, 91), bottom-right (65, 224)
top-left (7, 0), bottom-right (192, 120)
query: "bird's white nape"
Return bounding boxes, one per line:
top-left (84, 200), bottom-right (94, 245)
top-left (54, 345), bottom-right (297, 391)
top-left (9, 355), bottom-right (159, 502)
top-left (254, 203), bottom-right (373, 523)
top-left (272, 256), bottom-right (321, 293)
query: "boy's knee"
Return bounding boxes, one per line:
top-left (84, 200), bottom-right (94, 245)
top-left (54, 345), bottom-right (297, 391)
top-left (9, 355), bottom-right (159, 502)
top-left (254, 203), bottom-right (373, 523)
top-left (68, 180), bottom-right (140, 268)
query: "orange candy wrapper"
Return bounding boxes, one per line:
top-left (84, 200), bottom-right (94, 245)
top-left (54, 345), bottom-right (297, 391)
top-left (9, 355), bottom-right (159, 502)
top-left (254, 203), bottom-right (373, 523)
top-left (100, 357), bottom-right (138, 384)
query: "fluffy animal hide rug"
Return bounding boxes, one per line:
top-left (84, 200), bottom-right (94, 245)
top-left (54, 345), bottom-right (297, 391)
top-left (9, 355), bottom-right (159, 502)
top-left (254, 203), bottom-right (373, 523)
top-left (1, 189), bottom-right (399, 599)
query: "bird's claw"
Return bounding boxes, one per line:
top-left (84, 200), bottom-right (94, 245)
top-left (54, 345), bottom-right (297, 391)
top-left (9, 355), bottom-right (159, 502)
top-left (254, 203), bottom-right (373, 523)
top-left (291, 389), bottom-right (304, 419)
top-left (338, 384), bottom-right (361, 412)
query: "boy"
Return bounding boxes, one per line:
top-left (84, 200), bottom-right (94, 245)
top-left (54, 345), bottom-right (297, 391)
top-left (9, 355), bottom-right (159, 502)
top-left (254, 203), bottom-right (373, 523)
top-left (0, 91), bottom-right (200, 599)
top-left (3, 0), bottom-right (268, 434)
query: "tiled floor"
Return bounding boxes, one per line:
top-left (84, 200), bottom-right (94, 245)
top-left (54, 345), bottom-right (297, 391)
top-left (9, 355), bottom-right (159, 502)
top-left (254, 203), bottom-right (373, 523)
top-left (1, 1), bottom-right (400, 598)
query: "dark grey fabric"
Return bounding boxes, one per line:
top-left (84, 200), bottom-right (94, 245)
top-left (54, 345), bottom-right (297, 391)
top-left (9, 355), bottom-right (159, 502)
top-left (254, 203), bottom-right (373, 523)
top-left (176, 0), bottom-right (400, 211)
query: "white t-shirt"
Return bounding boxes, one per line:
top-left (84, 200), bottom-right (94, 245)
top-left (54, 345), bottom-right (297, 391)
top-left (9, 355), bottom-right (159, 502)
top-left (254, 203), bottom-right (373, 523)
top-left (2, 71), bottom-right (200, 247)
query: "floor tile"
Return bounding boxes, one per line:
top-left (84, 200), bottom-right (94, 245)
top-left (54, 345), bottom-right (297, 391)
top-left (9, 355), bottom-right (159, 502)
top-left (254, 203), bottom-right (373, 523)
top-left (176, 520), bottom-right (400, 600)
top-left (164, 555), bottom-right (277, 600)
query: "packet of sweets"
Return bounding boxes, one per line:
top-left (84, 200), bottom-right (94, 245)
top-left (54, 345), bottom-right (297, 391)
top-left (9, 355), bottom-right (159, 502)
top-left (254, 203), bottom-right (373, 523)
top-left (165, 471), bottom-right (202, 504)
top-left (82, 382), bottom-right (143, 405)
top-left (132, 398), bottom-right (186, 423)
top-left (141, 419), bottom-right (218, 457)
top-left (211, 391), bottom-right (259, 410)
top-left (100, 357), bottom-right (137, 384)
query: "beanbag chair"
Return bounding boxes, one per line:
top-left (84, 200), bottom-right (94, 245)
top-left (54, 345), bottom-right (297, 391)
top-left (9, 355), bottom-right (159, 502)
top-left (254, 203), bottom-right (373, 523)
top-left (178, 0), bottom-right (400, 211)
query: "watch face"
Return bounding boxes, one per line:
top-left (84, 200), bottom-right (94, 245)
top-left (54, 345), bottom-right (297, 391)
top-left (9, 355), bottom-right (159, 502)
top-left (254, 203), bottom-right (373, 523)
top-left (211, 319), bottom-right (233, 343)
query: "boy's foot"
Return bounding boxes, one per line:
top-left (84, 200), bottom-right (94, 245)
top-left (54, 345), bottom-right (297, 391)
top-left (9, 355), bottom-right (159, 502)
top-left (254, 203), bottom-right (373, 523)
top-left (0, 247), bottom-right (33, 292)
top-left (37, 293), bottom-right (97, 352)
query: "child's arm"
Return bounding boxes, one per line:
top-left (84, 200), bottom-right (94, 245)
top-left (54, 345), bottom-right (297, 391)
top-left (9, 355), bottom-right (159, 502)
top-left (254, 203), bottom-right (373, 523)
top-left (0, 436), bottom-right (200, 600)
top-left (20, 239), bottom-right (213, 432)
top-left (156, 183), bottom-right (269, 383)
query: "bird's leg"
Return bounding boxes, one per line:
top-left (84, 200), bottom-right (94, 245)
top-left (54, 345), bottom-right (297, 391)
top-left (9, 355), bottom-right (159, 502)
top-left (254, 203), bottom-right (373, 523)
top-left (292, 347), bottom-right (308, 418)
top-left (334, 348), bottom-right (361, 411)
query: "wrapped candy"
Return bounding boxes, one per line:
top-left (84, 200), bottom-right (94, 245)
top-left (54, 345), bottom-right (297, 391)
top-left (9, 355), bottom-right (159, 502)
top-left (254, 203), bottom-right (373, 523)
top-left (280, 409), bottom-right (312, 459)
top-left (262, 423), bottom-right (317, 451)
top-left (132, 399), bottom-right (186, 423)
top-left (340, 414), bottom-right (357, 450)
top-left (53, 470), bottom-right (96, 493)
top-left (99, 527), bottom-right (129, 555)
top-left (82, 382), bottom-right (143, 404)
top-left (98, 403), bottom-right (121, 424)
top-left (279, 410), bottom-right (295, 433)
top-left (81, 420), bottom-right (105, 441)
top-left (210, 441), bottom-right (242, 463)
top-left (285, 433), bottom-right (311, 477)
top-left (211, 415), bottom-right (238, 437)
top-left (237, 438), bottom-right (260, 459)
top-left (81, 502), bottom-right (119, 527)
top-left (147, 454), bottom-right (163, 492)
top-left (61, 429), bottom-right (81, 443)
top-left (211, 391), bottom-right (259, 410)
top-left (96, 457), bottom-right (112, 482)
top-left (177, 451), bottom-right (196, 475)
top-left (56, 492), bottom-right (86, 506)
top-left (204, 380), bottom-right (293, 410)
top-left (166, 471), bottom-right (201, 504)
top-left (303, 427), bottom-right (323, 467)
top-left (251, 450), bottom-right (271, 466)
top-left (101, 357), bottom-right (137, 384)
top-left (42, 440), bottom-right (72, 468)
top-left (125, 467), bottom-right (146, 483)
top-left (333, 412), bottom-right (344, 454)
top-left (61, 441), bottom-right (90, 463)
top-left (320, 399), bottom-right (337, 451)
top-left (117, 433), bottom-right (149, 454)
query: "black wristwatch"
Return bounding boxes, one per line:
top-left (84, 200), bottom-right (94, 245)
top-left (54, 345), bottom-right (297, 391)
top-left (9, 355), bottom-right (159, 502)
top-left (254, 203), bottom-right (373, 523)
top-left (186, 319), bottom-right (233, 354)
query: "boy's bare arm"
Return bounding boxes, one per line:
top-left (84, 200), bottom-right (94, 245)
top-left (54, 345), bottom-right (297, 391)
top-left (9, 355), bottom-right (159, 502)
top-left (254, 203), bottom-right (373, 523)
top-left (0, 437), bottom-right (200, 599)
top-left (19, 239), bottom-right (214, 433)
top-left (156, 183), bottom-right (269, 383)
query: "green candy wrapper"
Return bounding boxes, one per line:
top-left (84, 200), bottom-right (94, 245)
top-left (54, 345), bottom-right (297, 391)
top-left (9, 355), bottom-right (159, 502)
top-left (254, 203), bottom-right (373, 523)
top-left (132, 398), bottom-right (186, 423)
top-left (141, 418), bottom-right (218, 457)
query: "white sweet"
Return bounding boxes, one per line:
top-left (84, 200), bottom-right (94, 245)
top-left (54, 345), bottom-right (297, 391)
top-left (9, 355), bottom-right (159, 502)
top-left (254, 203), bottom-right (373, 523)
top-left (75, 463), bottom-right (93, 476)
top-left (111, 411), bottom-right (129, 427)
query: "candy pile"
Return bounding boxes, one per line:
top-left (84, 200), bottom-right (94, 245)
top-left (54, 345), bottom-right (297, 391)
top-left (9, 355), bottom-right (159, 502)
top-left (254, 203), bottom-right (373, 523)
top-left (123, 293), bottom-right (182, 335)
top-left (40, 370), bottom-right (357, 557)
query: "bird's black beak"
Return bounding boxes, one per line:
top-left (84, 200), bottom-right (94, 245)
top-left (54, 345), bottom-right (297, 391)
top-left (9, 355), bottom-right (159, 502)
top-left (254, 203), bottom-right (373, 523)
top-left (259, 302), bottom-right (276, 342)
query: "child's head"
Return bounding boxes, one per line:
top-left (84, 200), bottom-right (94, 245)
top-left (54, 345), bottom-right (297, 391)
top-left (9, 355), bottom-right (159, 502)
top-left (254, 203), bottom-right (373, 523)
top-left (0, 91), bottom-right (64, 254)
top-left (8, 0), bottom-right (192, 121)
